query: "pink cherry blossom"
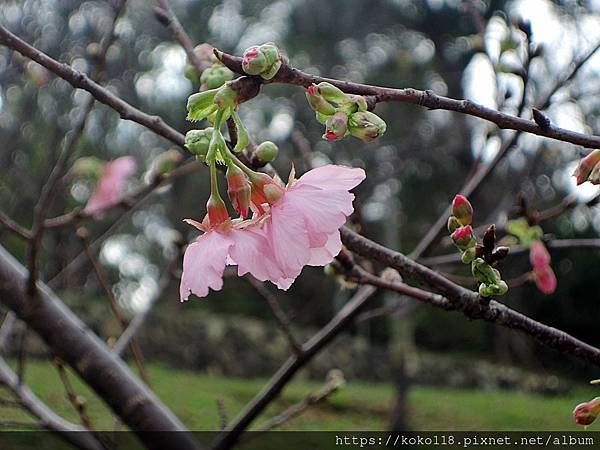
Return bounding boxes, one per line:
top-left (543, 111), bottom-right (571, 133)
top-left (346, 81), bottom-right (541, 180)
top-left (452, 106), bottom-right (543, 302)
top-left (84, 156), bottom-right (136, 219)
top-left (180, 218), bottom-right (287, 301)
top-left (262, 164), bottom-right (366, 286)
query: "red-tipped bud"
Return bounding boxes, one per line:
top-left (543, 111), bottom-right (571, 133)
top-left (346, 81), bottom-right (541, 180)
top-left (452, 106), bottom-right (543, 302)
top-left (573, 150), bottom-right (600, 185)
top-left (323, 112), bottom-right (348, 141)
top-left (573, 398), bottom-right (600, 426)
top-left (533, 264), bottom-right (557, 295)
top-left (451, 225), bottom-right (476, 250)
top-left (206, 194), bottom-right (230, 227)
top-left (249, 172), bottom-right (284, 207)
top-left (451, 195), bottom-right (473, 226)
top-left (529, 241), bottom-right (551, 269)
top-left (226, 165), bottom-right (251, 218)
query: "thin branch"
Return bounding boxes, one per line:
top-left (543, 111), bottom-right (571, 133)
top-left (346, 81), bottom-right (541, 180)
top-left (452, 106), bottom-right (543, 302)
top-left (0, 356), bottom-right (104, 450)
top-left (212, 285), bottom-right (377, 450)
top-left (244, 276), bottom-right (303, 357)
top-left (78, 228), bottom-right (151, 386)
top-left (0, 211), bottom-right (31, 240)
top-left (153, 0), bottom-right (207, 76)
top-left (50, 355), bottom-right (96, 431)
top-left (252, 370), bottom-right (345, 433)
top-left (0, 26), bottom-right (185, 148)
top-left (215, 48), bottom-right (600, 149)
top-left (420, 238), bottom-right (600, 266)
top-left (339, 227), bottom-right (600, 369)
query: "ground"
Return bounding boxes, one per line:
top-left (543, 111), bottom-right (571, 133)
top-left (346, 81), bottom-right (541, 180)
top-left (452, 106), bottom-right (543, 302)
top-left (1, 360), bottom-right (596, 433)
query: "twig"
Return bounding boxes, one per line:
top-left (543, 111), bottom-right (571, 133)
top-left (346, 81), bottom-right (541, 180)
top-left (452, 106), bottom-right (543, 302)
top-left (420, 238), bottom-right (600, 266)
top-left (0, 211), bottom-right (31, 240)
top-left (153, 0), bottom-right (207, 76)
top-left (252, 369), bottom-right (345, 433)
top-left (339, 227), bottom-right (600, 368)
top-left (244, 276), bottom-right (303, 356)
top-left (0, 356), bottom-right (104, 450)
top-left (212, 285), bottom-right (377, 450)
top-left (215, 48), bottom-right (600, 149)
top-left (0, 26), bottom-right (185, 148)
top-left (216, 397), bottom-right (228, 431)
top-left (51, 355), bottom-right (96, 431)
top-left (77, 228), bottom-right (151, 386)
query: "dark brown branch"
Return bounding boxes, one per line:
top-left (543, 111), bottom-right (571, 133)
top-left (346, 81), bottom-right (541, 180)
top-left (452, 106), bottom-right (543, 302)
top-left (0, 26), bottom-right (185, 149)
top-left (78, 228), bottom-right (151, 386)
top-left (0, 210), bottom-right (31, 240)
top-left (212, 285), bottom-right (377, 450)
top-left (216, 49), bottom-right (600, 149)
top-left (154, 0), bottom-right (208, 76)
top-left (339, 227), bottom-right (600, 368)
top-left (0, 244), bottom-right (201, 450)
top-left (0, 356), bottom-right (104, 450)
top-left (244, 276), bottom-right (303, 356)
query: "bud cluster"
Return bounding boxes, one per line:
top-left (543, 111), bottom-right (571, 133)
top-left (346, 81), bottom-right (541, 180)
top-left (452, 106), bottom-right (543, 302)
top-left (184, 85), bottom-right (282, 226)
top-left (448, 195), bottom-right (508, 297)
top-left (184, 43), bottom-right (234, 89)
top-left (241, 42), bottom-right (283, 80)
top-left (305, 82), bottom-right (386, 142)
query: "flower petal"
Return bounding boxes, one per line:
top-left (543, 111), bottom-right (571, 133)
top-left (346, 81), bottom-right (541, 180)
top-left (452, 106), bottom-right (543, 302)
top-left (179, 231), bottom-right (233, 301)
top-left (294, 164), bottom-right (365, 191)
top-left (308, 231), bottom-right (342, 266)
top-left (229, 226), bottom-right (286, 282)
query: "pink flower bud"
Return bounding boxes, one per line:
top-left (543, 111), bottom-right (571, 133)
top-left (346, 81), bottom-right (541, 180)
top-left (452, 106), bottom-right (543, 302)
top-left (249, 172), bottom-right (284, 207)
top-left (573, 150), bottom-right (600, 185)
top-left (573, 398), bottom-right (600, 426)
top-left (533, 265), bottom-right (557, 295)
top-left (323, 112), bottom-right (348, 141)
top-left (451, 195), bottom-right (473, 226)
top-left (206, 193), bottom-right (230, 227)
top-left (529, 241), bottom-right (551, 269)
top-left (451, 225), bottom-right (475, 250)
top-left (226, 165), bottom-right (251, 218)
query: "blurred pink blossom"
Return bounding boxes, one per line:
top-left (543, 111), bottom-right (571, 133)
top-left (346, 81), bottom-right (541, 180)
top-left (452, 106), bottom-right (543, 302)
top-left (529, 241), bottom-right (557, 294)
top-left (84, 156), bottom-right (137, 219)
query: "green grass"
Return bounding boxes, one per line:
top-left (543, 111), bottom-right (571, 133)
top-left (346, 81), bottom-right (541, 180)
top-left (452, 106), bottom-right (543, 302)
top-left (1, 360), bottom-right (597, 431)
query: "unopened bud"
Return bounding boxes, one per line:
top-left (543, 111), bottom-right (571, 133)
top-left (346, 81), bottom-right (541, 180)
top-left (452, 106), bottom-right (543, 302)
top-left (529, 241), bottom-right (550, 269)
top-left (249, 172), bottom-right (284, 207)
top-left (185, 128), bottom-right (213, 161)
top-left (451, 195), bottom-right (473, 226)
top-left (451, 225), bottom-right (475, 251)
top-left (206, 193), bottom-right (230, 227)
top-left (254, 141), bottom-right (279, 164)
top-left (573, 398), bottom-right (600, 426)
top-left (316, 82), bottom-right (348, 104)
top-left (471, 258), bottom-right (499, 286)
top-left (461, 247), bottom-right (477, 264)
top-left (241, 42), bottom-right (282, 80)
top-left (348, 111), bottom-right (387, 142)
top-left (306, 84), bottom-right (337, 116)
top-left (447, 216), bottom-right (461, 233)
top-left (533, 264), bottom-right (557, 295)
top-left (226, 164), bottom-right (251, 218)
top-left (573, 150), bottom-right (600, 185)
top-left (200, 64), bottom-right (234, 90)
top-left (72, 156), bottom-right (104, 179)
top-left (324, 112), bottom-right (349, 141)
top-left (479, 280), bottom-right (508, 297)
top-left (590, 162), bottom-right (600, 185)
top-left (150, 150), bottom-right (183, 178)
